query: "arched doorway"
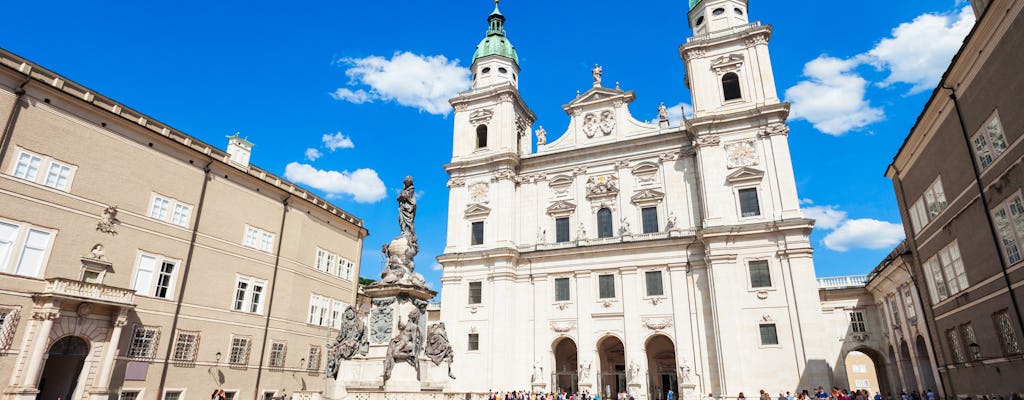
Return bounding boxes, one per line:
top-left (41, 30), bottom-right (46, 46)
top-left (914, 336), bottom-right (937, 393)
top-left (645, 335), bottom-right (678, 400)
top-left (552, 337), bottom-right (578, 394)
top-left (597, 336), bottom-right (626, 398)
top-left (898, 341), bottom-right (918, 392)
top-left (844, 349), bottom-right (889, 395)
top-left (37, 336), bottom-right (89, 400)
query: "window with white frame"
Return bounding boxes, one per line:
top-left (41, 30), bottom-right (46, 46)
top-left (992, 192), bottom-right (1024, 265)
top-left (554, 277), bottom-right (570, 302)
top-left (228, 335), bottom-right (251, 365)
top-left (922, 241), bottom-right (968, 302)
top-left (223, 392), bottom-right (237, 400)
top-left (337, 257), bottom-right (355, 281)
top-left (172, 330), bottom-right (200, 362)
top-left (759, 323), bottom-right (779, 345)
top-left (163, 391), bottom-right (183, 400)
top-left (232, 276), bottom-right (267, 314)
top-left (854, 380), bottom-right (870, 389)
top-left (923, 178), bottom-right (948, 218)
top-left (243, 225), bottom-right (274, 252)
top-left (10, 149), bottom-right (76, 192)
top-left (127, 325), bottom-right (160, 359)
top-left (645, 271), bottom-right (664, 297)
top-left (331, 300), bottom-right (346, 329)
top-left (598, 274), bottom-right (615, 299)
top-left (315, 248), bottom-right (334, 274)
top-left (308, 294), bottom-right (330, 326)
top-left (468, 333), bottom-right (480, 351)
top-left (148, 194), bottom-right (193, 227)
top-left (851, 364), bottom-right (867, 373)
top-left (269, 341), bottom-right (287, 368)
top-left (307, 345), bottom-right (322, 371)
top-left (970, 112), bottom-right (1009, 170)
top-left (0, 308), bottom-right (20, 350)
top-left (119, 391), bottom-right (141, 400)
top-left (0, 220), bottom-right (54, 278)
top-left (850, 311), bottom-right (867, 333)
top-left (748, 260), bottom-right (772, 288)
top-left (468, 282), bottom-right (482, 304)
top-left (909, 199), bottom-right (928, 234)
top-left (993, 309), bottom-right (1022, 355)
top-left (132, 253), bottom-right (178, 300)
top-left (902, 286), bottom-right (917, 321)
top-left (738, 188), bottom-right (761, 217)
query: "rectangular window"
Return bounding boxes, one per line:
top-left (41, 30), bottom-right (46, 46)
top-left (244, 226), bottom-right (274, 252)
top-left (923, 257), bottom-right (948, 303)
top-left (888, 296), bottom-right (901, 326)
top-left (120, 391), bottom-right (140, 400)
top-left (992, 192), bottom-right (1024, 265)
top-left (924, 241), bottom-right (968, 302)
top-left (960, 323), bottom-right (979, 360)
top-left (0, 308), bottom-right (19, 349)
top-left (641, 207), bottom-right (659, 234)
top-left (127, 325), bottom-right (159, 359)
top-left (554, 278), bottom-right (570, 302)
top-left (468, 333), bottom-right (479, 351)
top-left (12, 151), bottom-right (42, 182)
top-left (164, 391), bottom-right (182, 400)
top-left (228, 336), bottom-right (251, 365)
top-left (759, 324), bottom-right (779, 345)
top-left (993, 309), bottom-right (1022, 355)
top-left (909, 199), bottom-right (928, 234)
top-left (468, 282), bottom-right (482, 304)
top-left (133, 254), bottom-right (177, 299)
top-left (598, 274), bottom-right (615, 299)
top-left (172, 330), bottom-right (200, 362)
top-left (15, 229), bottom-right (51, 277)
top-left (44, 161), bottom-right (72, 191)
top-left (307, 345), bottom-right (321, 371)
top-left (308, 295), bottom-right (331, 326)
top-left (0, 222), bottom-right (17, 271)
top-left (851, 364), bottom-right (867, 373)
top-left (149, 194), bottom-right (193, 227)
top-left (748, 260), bottom-right (772, 288)
top-left (948, 328), bottom-right (966, 363)
top-left (902, 286), bottom-right (917, 321)
top-left (154, 261), bottom-right (176, 299)
top-left (315, 249), bottom-right (334, 274)
top-left (171, 204), bottom-right (191, 227)
top-left (645, 271), bottom-right (664, 297)
top-left (854, 380), bottom-right (870, 389)
top-left (233, 276), bottom-right (266, 314)
top-left (971, 112), bottom-right (1009, 170)
top-left (739, 188), bottom-right (761, 217)
top-left (471, 222), bottom-right (484, 246)
top-left (269, 341), bottom-right (287, 368)
top-left (923, 178), bottom-right (948, 218)
top-left (850, 311), bottom-right (867, 333)
top-left (338, 257), bottom-right (355, 281)
top-left (555, 217), bottom-right (570, 243)
top-left (224, 392), bottom-right (236, 400)
top-left (331, 300), bottom-right (344, 330)
top-left (150, 196), bottom-right (170, 221)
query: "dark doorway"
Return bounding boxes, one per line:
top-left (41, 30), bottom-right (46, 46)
top-left (38, 336), bottom-right (89, 400)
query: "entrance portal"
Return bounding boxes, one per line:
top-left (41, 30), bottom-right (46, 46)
top-left (37, 336), bottom-right (89, 400)
top-left (552, 337), bottom-right (578, 394)
top-left (844, 349), bottom-right (889, 395)
top-left (597, 336), bottom-right (625, 398)
top-left (646, 335), bottom-right (678, 400)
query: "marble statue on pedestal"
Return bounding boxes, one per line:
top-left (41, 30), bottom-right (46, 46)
top-left (383, 308), bottom-right (423, 382)
top-left (424, 322), bottom-right (456, 379)
top-left (325, 306), bottom-right (369, 379)
top-left (379, 176), bottom-right (427, 287)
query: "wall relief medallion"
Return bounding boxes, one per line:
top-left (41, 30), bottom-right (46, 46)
top-left (468, 182), bottom-right (489, 204)
top-left (725, 141), bottom-right (759, 169)
top-left (582, 111), bottom-right (615, 138)
top-left (643, 317), bottom-right (673, 331)
top-left (469, 108), bottom-right (494, 125)
top-left (550, 320), bottom-right (576, 333)
top-left (583, 113), bottom-right (600, 138)
top-left (369, 299), bottom-right (395, 344)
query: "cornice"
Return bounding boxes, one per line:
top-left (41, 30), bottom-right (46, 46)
top-left (679, 23), bottom-right (773, 55)
top-left (450, 83), bottom-right (537, 122)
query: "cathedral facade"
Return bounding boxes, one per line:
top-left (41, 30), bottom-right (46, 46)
top-left (438, 1), bottom-right (831, 398)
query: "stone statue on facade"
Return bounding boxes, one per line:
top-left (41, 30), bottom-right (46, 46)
top-left (326, 306), bottom-right (369, 378)
top-left (537, 226), bottom-right (546, 243)
top-left (576, 222), bottom-right (587, 241)
top-left (658, 102), bottom-right (669, 122)
top-left (578, 359), bottom-right (592, 381)
top-left (96, 205), bottom-right (120, 234)
top-left (666, 212), bottom-right (679, 232)
top-left (592, 64), bottom-right (603, 87)
top-left (619, 217), bottom-right (631, 236)
top-left (627, 361), bottom-right (642, 384)
top-left (383, 308), bottom-right (423, 382)
top-left (88, 244), bottom-right (106, 260)
top-left (424, 322), bottom-right (456, 379)
top-left (532, 361), bottom-right (544, 383)
top-left (679, 361), bottom-right (694, 384)
top-left (379, 176), bottom-right (426, 287)
top-left (536, 126), bottom-right (547, 145)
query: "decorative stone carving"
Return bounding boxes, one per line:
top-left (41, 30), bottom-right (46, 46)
top-left (491, 168), bottom-right (516, 182)
top-left (666, 212), bottom-right (679, 232)
top-left (599, 110), bottom-right (615, 135)
top-left (498, 93), bottom-right (514, 103)
top-left (555, 303), bottom-right (569, 311)
top-left (550, 320), bottom-right (576, 333)
top-left (585, 175), bottom-right (618, 198)
top-left (546, 201), bottom-right (576, 216)
top-left (618, 217), bottom-right (631, 236)
top-left (659, 152), bottom-right (680, 162)
top-left (536, 226), bottom-right (546, 243)
top-left (658, 102), bottom-right (669, 123)
top-left (578, 359), bottom-right (593, 381)
top-left (424, 322), bottom-right (456, 379)
top-left (710, 54), bottom-right (744, 73)
top-left (379, 177), bottom-right (426, 287)
top-left (643, 317), bottom-right (673, 330)
top-left (532, 361), bottom-right (545, 383)
top-left (725, 141), bottom-right (759, 169)
top-left (515, 115), bottom-right (528, 138)
top-left (592, 64), bottom-right (602, 87)
top-left (326, 305), bottom-right (370, 378)
top-left (760, 123), bottom-right (790, 138)
top-left (88, 244), bottom-right (106, 260)
top-left (536, 126), bottom-right (547, 145)
top-left (576, 222), bottom-right (587, 241)
top-left (453, 103), bottom-right (469, 112)
top-left (468, 182), bottom-right (489, 204)
top-left (601, 300), bottom-right (614, 308)
top-left (627, 361), bottom-right (642, 384)
top-left (683, 47), bottom-right (706, 61)
top-left (32, 310), bottom-right (60, 321)
top-left (447, 177), bottom-right (465, 188)
top-left (631, 189), bottom-right (665, 206)
top-left (746, 33), bottom-right (769, 47)
top-left (572, 166), bottom-right (587, 176)
top-left (469, 109), bottom-right (494, 125)
top-left (383, 307), bottom-right (423, 382)
top-left (370, 299), bottom-right (395, 343)
top-left (583, 113), bottom-right (599, 138)
top-left (679, 359), bottom-right (695, 384)
top-left (694, 135), bottom-right (720, 148)
top-left (96, 205), bottom-right (120, 234)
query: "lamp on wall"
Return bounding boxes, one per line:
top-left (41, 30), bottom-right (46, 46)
top-left (215, 351), bottom-right (223, 364)
top-left (968, 342), bottom-right (981, 360)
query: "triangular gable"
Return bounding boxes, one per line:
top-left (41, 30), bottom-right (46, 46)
top-left (631, 189), bottom-right (665, 204)
top-left (464, 204), bottom-right (492, 219)
top-left (562, 87), bottom-right (636, 115)
top-left (546, 200), bottom-right (577, 216)
top-left (726, 167), bottom-right (764, 183)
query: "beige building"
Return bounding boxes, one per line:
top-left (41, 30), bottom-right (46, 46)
top-left (0, 48), bottom-right (367, 400)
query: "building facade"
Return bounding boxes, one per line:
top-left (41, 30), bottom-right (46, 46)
top-left (885, 0), bottom-right (1024, 397)
top-left (438, 1), bottom-right (832, 398)
top-left (0, 49), bottom-right (367, 400)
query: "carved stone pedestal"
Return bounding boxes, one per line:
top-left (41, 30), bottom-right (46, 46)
top-left (681, 383), bottom-right (698, 400)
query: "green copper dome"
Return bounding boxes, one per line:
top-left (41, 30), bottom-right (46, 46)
top-left (472, 2), bottom-right (519, 65)
top-left (689, 0), bottom-right (703, 10)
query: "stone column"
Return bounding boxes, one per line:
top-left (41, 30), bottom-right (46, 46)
top-left (91, 309), bottom-right (129, 400)
top-left (18, 309), bottom-right (60, 395)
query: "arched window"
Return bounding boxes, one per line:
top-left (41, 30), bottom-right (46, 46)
top-left (722, 73), bottom-right (742, 101)
top-left (597, 208), bottom-right (613, 238)
top-left (476, 125), bottom-right (488, 148)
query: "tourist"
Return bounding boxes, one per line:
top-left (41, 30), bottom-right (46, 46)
top-left (739, 392), bottom-right (747, 400)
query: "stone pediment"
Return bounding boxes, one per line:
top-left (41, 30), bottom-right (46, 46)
top-left (464, 203), bottom-right (492, 219)
top-left (725, 167), bottom-right (764, 183)
top-left (711, 54), bottom-right (744, 72)
top-left (631, 189), bottom-right (665, 205)
top-left (562, 87), bottom-right (635, 113)
top-left (546, 200), bottom-right (577, 216)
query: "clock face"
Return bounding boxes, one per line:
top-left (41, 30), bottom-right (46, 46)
top-left (726, 141), bottom-right (758, 168)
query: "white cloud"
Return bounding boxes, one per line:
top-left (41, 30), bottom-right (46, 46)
top-left (863, 6), bottom-right (975, 94)
top-left (431, 262), bottom-right (443, 271)
top-left (666, 102), bottom-right (693, 126)
top-left (822, 218), bottom-right (906, 252)
top-left (332, 52), bottom-right (471, 115)
top-left (322, 132), bottom-right (355, 151)
top-left (803, 205), bottom-right (848, 230)
top-left (786, 55), bottom-right (885, 136)
top-left (304, 148), bottom-right (322, 162)
top-left (283, 162), bottom-right (387, 203)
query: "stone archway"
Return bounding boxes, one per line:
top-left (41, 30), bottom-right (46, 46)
top-left (645, 335), bottom-right (678, 400)
top-left (898, 341), bottom-right (918, 392)
top-left (37, 336), bottom-right (89, 400)
top-left (914, 336), bottom-right (937, 393)
top-left (844, 348), bottom-right (890, 395)
top-left (597, 335), bottom-right (626, 398)
top-left (552, 337), bottom-right (578, 394)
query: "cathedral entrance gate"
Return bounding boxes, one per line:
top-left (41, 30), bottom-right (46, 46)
top-left (552, 337), bottom-right (579, 394)
top-left (37, 336), bottom-right (89, 400)
top-left (646, 335), bottom-right (678, 400)
top-left (597, 336), bottom-right (626, 398)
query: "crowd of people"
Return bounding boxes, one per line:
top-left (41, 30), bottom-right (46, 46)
top-left (484, 386), bottom-right (1024, 400)
top-left (485, 389), bottom-right (658, 400)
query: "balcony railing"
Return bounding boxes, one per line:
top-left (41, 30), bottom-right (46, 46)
top-left (43, 278), bottom-right (135, 305)
top-left (686, 21), bottom-right (762, 43)
top-left (817, 275), bottom-right (869, 290)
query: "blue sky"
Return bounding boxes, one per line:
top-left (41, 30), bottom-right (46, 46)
top-left (0, 1), bottom-right (975, 292)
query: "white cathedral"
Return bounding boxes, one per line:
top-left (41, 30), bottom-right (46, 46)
top-left (437, 1), bottom-right (831, 398)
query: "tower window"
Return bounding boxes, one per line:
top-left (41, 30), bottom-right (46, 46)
top-left (597, 208), bottom-right (613, 238)
top-left (696, 16), bottom-right (704, 26)
top-left (476, 125), bottom-right (488, 148)
top-left (471, 222), bottom-right (484, 245)
top-left (498, 67), bottom-right (508, 74)
top-left (482, 67), bottom-right (491, 74)
top-left (555, 217), bottom-right (570, 243)
top-left (739, 188), bottom-right (761, 217)
top-left (735, 8), bottom-right (744, 15)
top-left (722, 73), bottom-right (742, 101)
top-left (713, 8), bottom-right (725, 15)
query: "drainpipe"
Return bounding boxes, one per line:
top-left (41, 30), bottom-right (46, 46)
top-left (253, 196), bottom-right (291, 400)
top-left (943, 86), bottom-right (1024, 345)
top-left (0, 76), bottom-right (33, 167)
top-left (156, 160), bottom-right (214, 399)
top-left (889, 165), bottom-right (952, 398)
